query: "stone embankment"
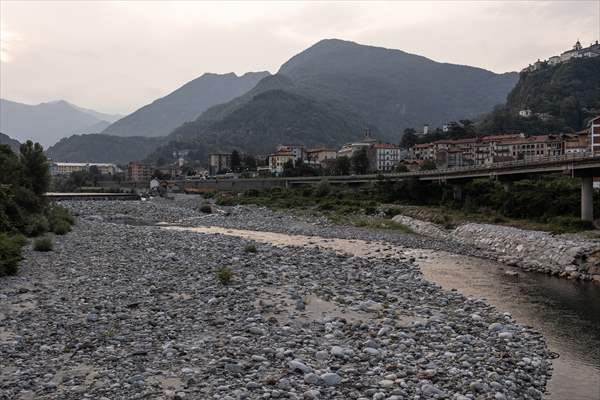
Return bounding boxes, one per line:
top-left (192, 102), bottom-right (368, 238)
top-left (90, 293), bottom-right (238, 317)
top-left (392, 215), bottom-right (600, 281)
top-left (0, 198), bottom-right (549, 399)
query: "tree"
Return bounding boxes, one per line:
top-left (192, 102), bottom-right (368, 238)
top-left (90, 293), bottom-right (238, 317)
top-left (400, 128), bottom-right (417, 149)
top-left (231, 150), bottom-right (241, 172)
top-left (89, 165), bottom-right (101, 186)
top-left (19, 141), bottom-right (50, 197)
top-left (420, 160), bottom-right (437, 171)
top-left (332, 156), bottom-right (351, 176)
top-left (351, 148), bottom-right (370, 175)
top-left (394, 164), bottom-right (409, 172)
top-left (242, 154), bottom-right (257, 171)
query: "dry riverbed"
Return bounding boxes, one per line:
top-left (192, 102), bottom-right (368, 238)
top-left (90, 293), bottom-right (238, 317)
top-left (0, 197), bottom-right (550, 399)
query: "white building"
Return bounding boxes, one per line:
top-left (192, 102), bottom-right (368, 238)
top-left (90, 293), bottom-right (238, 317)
top-left (369, 143), bottom-right (402, 172)
top-left (50, 162), bottom-right (120, 176)
top-left (276, 144), bottom-right (305, 163)
top-left (518, 109), bottom-right (533, 118)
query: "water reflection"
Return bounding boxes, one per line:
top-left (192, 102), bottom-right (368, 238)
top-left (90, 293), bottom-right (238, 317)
top-left (417, 252), bottom-right (600, 400)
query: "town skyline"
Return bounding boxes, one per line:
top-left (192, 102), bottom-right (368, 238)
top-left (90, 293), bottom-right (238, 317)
top-left (1, 0), bottom-right (599, 114)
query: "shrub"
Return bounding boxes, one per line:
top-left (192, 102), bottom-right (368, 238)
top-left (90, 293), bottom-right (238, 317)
top-left (0, 233), bottom-right (24, 276)
top-left (47, 205), bottom-right (75, 225)
top-left (33, 236), bottom-right (53, 252)
top-left (315, 180), bottom-right (331, 197)
top-left (216, 267), bottom-right (233, 285)
top-left (215, 194), bottom-right (236, 206)
top-left (244, 189), bottom-right (260, 197)
top-left (199, 203), bottom-right (212, 213)
top-left (244, 244), bottom-right (257, 253)
top-left (24, 214), bottom-right (49, 236)
top-left (52, 219), bottom-right (72, 235)
top-left (546, 216), bottom-right (594, 233)
top-left (46, 205), bottom-right (74, 234)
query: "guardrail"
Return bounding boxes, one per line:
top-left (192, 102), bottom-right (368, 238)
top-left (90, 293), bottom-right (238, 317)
top-left (284, 152), bottom-right (600, 182)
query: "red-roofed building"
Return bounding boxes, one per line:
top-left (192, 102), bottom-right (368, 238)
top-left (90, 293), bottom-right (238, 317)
top-left (368, 143), bottom-right (402, 172)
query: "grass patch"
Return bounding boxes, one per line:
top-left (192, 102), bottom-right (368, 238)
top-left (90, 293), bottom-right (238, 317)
top-left (33, 236), bottom-right (53, 252)
top-left (244, 244), bottom-right (257, 253)
top-left (216, 267), bottom-right (233, 285)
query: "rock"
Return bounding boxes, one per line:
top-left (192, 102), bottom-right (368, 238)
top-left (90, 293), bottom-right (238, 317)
top-left (304, 373), bottom-right (320, 385)
top-left (320, 372), bottom-right (341, 386)
top-left (289, 359), bottom-right (312, 374)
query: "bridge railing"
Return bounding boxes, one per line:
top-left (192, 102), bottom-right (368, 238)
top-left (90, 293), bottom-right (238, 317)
top-left (396, 151), bottom-right (596, 178)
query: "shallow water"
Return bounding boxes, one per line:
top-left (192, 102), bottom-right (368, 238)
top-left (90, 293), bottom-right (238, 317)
top-left (162, 225), bottom-right (600, 400)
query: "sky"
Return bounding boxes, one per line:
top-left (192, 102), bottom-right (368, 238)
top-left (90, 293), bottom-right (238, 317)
top-left (1, 1), bottom-right (599, 115)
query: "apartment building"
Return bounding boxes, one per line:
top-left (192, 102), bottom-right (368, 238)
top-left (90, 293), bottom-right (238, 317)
top-left (127, 162), bottom-right (154, 182)
top-left (208, 153), bottom-right (232, 176)
top-left (268, 150), bottom-right (295, 176)
top-left (369, 143), bottom-right (402, 172)
top-left (50, 162), bottom-right (119, 176)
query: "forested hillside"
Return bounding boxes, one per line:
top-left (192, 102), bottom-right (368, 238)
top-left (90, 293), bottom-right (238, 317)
top-left (480, 57), bottom-right (600, 133)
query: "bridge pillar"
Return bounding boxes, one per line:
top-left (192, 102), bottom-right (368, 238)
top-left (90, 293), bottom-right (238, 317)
top-left (452, 185), bottom-right (463, 202)
top-left (581, 177), bottom-right (594, 222)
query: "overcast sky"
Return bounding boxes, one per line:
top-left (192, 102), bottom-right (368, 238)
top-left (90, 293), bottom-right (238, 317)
top-left (1, 1), bottom-right (599, 115)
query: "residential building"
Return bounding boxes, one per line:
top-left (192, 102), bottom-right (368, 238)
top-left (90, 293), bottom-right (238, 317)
top-left (127, 162), bottom-right (154, 182)
top-left (523, 40), bottom-right (600, 72)
top-left (409, 133), bottom-right (567, 169)
top-left (49, 162), bottom-right (119, 176)
top-left (208, 153), bottom-right (231, 176)
top-left (591, 116), bottom-right (600, 155)
top-left (276, 144), bottom-right (305, 163)
top-left (518, 109), bottom-right (532, 118)
top-left (563, 131), bottom-right (590, 154)
top-left (268, 150), bottom-right (295, 176)
top-left (338, 130), bottom-right (377, 158)
top-left (368, 143), bottom-right (402, 172)
top-left (305, 148), bottom-right (337, 167)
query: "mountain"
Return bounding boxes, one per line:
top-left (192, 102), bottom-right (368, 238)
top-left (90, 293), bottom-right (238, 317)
top-left (0, 132), bottom-right (20, 153)
top-left (101, 71), bottom-right (270, 138)
top-left (480, 56), bottom-right (600, 134)
top-left (152, 39), bottom-right (518, 164)
top-left (276, 39), bottom-right (518, 138)
top-left (46, 134), bottom-right (166, 164)
top-left (0, 99), bottom-right (121, 148)
top-left (149, 89), bottom-right (370, 163)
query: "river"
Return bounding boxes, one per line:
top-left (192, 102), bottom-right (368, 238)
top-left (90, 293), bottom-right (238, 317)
top-left (163, 225), bottom-right (600, 399)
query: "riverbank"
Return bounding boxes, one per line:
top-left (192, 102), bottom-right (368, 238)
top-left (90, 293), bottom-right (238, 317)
top-left (0, 197), bottom-right (550, 399)
top-left (392, 215), bottom-right (600, 282)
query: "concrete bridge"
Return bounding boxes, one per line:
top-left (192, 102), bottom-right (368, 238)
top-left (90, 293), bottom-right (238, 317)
top-left (177, 153), bottom-right (600, 222)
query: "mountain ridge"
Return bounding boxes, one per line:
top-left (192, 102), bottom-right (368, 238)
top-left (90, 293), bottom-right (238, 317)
top-left (101, 71), bottom-right (270, 138)
top-left (0, 98), bottom-right (119, 147)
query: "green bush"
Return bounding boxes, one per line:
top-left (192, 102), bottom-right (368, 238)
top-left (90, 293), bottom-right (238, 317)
top-left (46, 205), bottom-right (74, 234)
top-left (24, 214), bottom-right (49, 236)
top-left (51, 219), bottom-right (71, 235)
top-left (0, 233), bottom-right (24, 276)
top-left (215, 194), bottom-right (236, 206)
top-left (315, 180), bottom-right (331, 197)
top-left (33, 236), bottom-right (53, 252)
top-left (546, 216), bottom-right (594, 233)
top-left (244, 244), bottom-right (257, 253)
top-left (244, 189), bottom-right (260, 197)
top-left (216, 267), bottom-right (233, 285)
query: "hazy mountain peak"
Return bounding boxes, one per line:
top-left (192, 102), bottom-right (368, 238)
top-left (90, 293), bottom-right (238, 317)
top-left (101, 70), bottom-right (270, 138)
top-left (0, 98), bottom-right (123, 147)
